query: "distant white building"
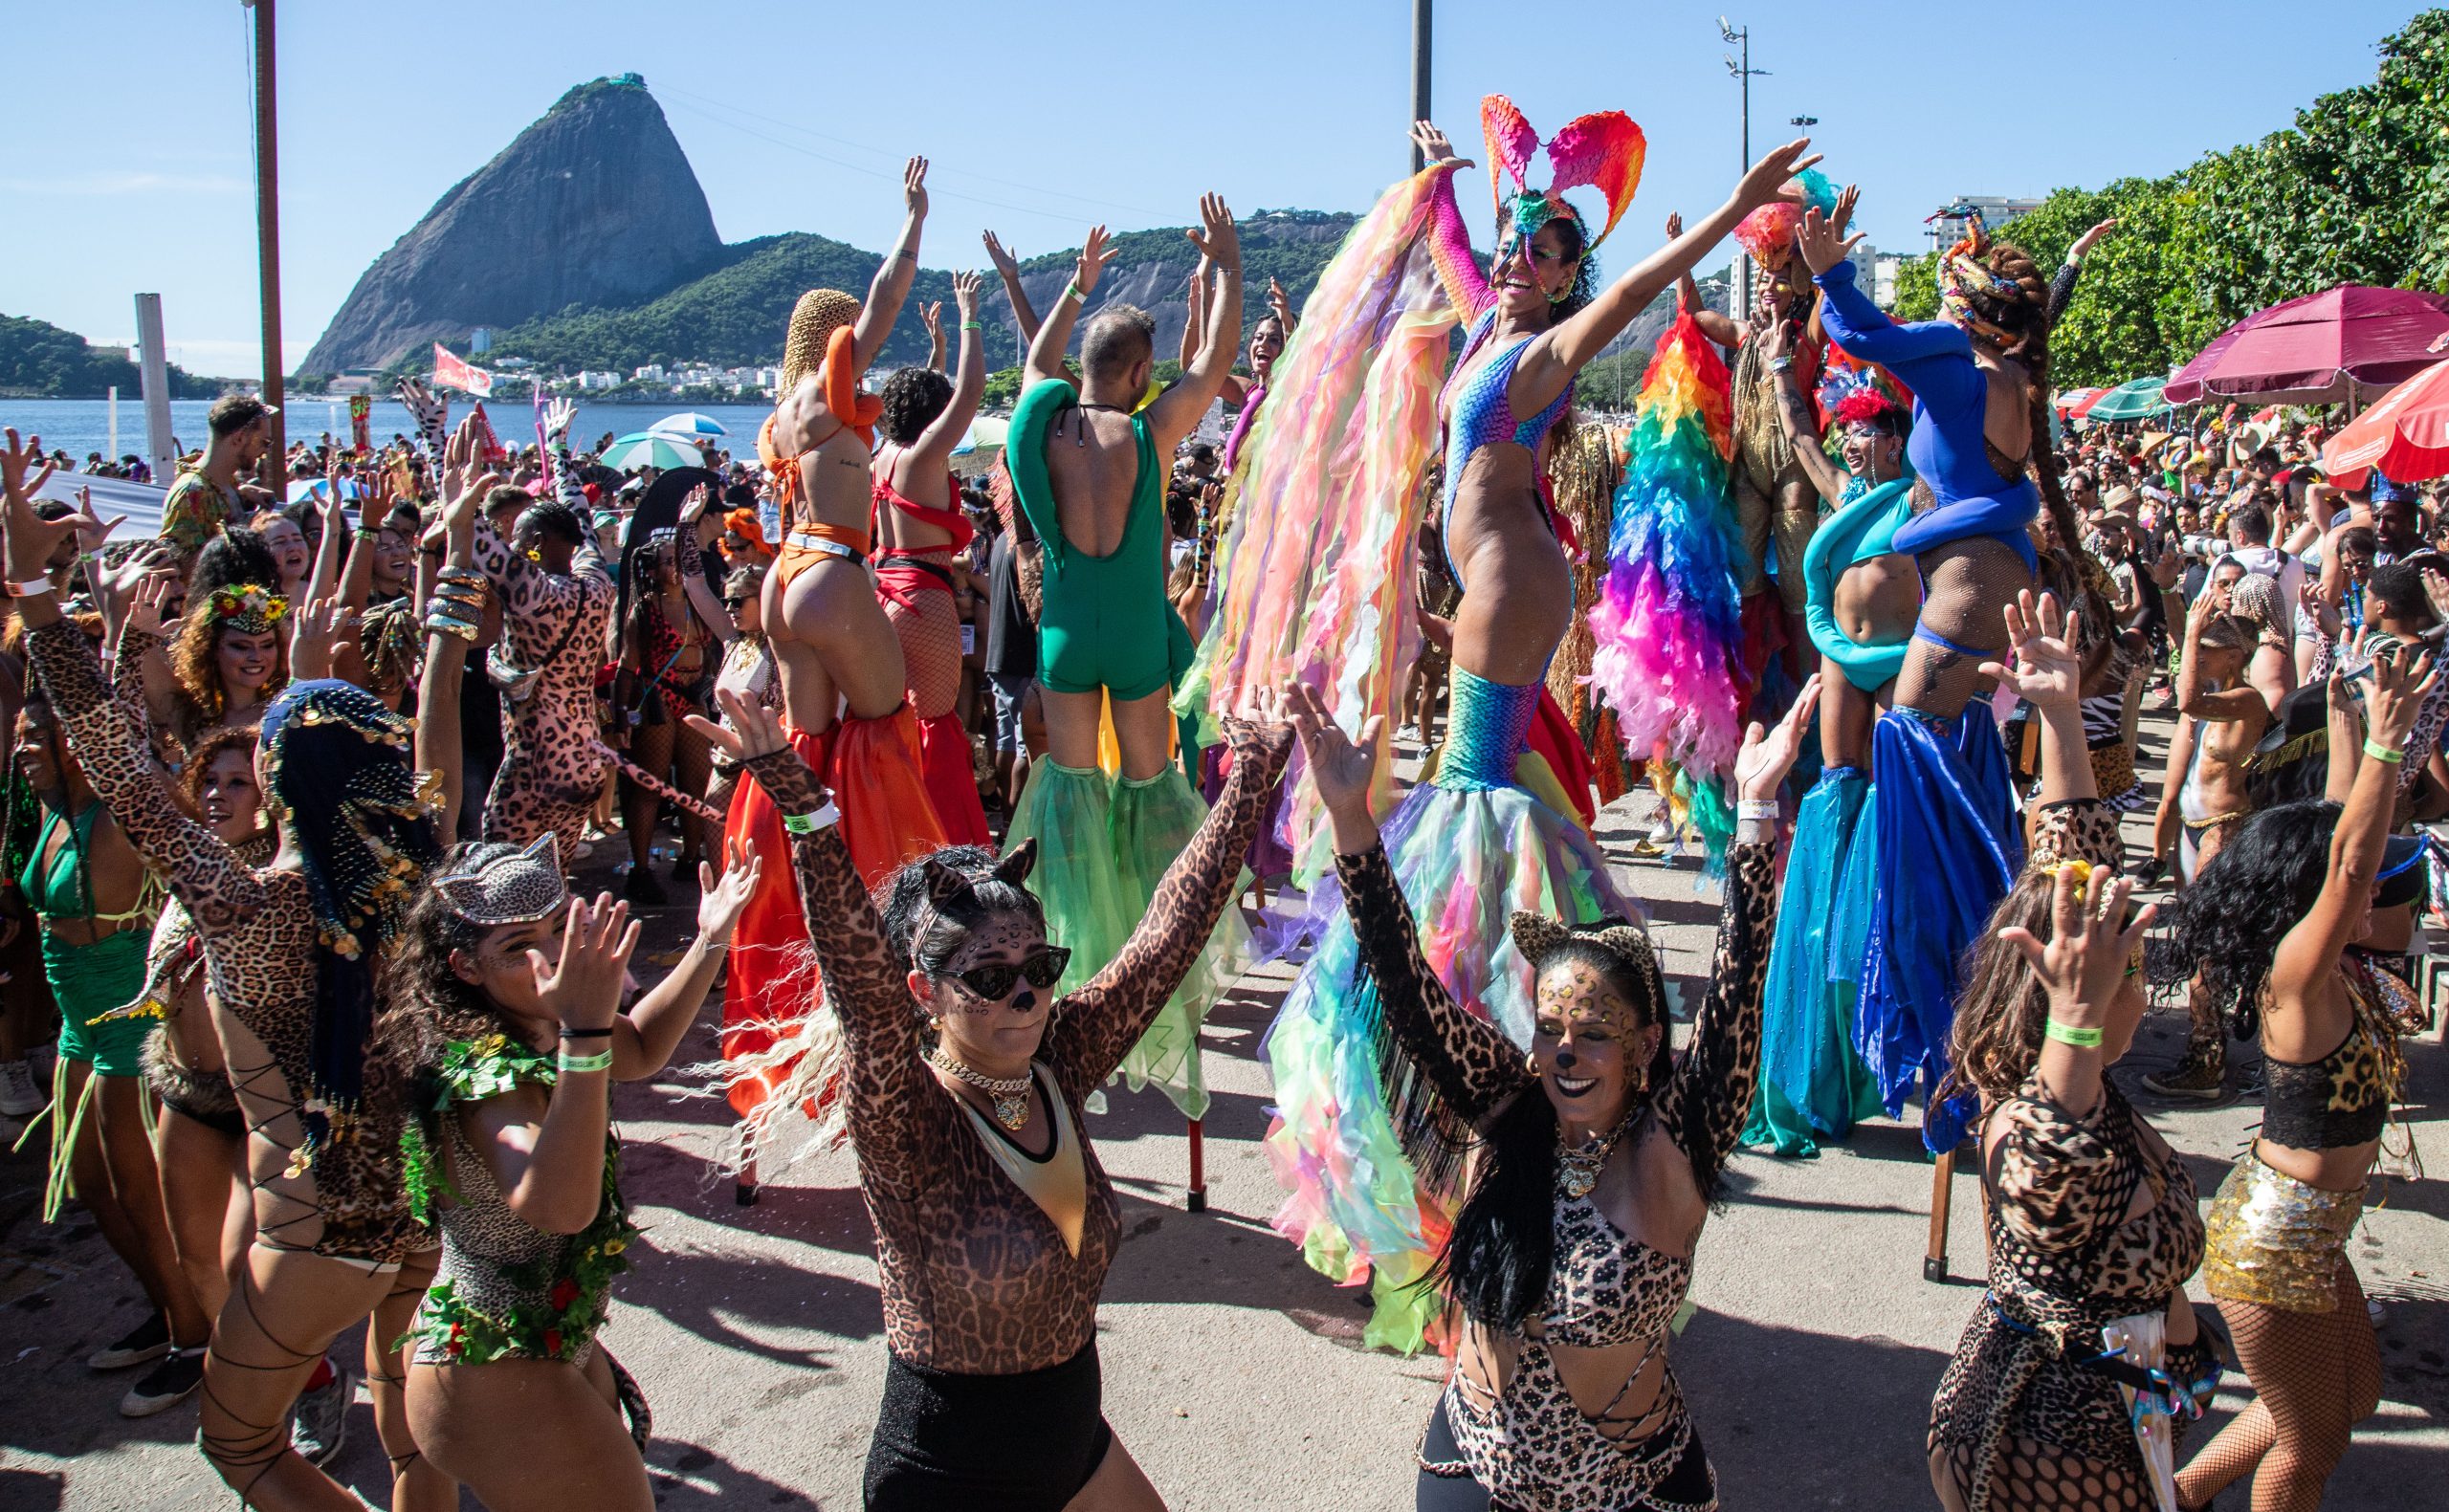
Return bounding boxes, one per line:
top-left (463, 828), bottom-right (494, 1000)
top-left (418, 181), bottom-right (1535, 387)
top-left (633, 364), bottom-right (667, 383)
top-left (470, 328), bottom-right (494, 355)
top-left (1928, 196), bottom-right (2044, 252)
top-left (578, 370), bottom-right (621, 391)
top-left (1873, 253), bottom-right (1908, 310)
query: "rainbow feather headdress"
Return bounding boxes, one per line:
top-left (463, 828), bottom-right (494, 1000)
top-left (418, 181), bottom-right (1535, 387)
top-left (1480, 95), bottom-right (1646, 303)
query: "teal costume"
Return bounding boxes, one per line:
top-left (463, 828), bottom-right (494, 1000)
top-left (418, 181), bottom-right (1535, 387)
top-left (1003, 379), bottom-right (1242, 1121)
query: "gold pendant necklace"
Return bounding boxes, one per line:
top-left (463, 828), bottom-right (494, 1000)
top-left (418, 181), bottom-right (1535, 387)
top-left (1556, 1114), bottom-right (1635, 1198)
top-left (929, 1050), bottom-right (1032, 1131)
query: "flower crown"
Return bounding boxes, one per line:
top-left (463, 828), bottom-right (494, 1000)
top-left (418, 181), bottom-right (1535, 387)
top-left (210, 585), bottom-right (288, 635)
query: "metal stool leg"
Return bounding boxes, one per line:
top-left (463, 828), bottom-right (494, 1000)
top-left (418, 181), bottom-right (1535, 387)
top-left (736, 1151), bottom-right (760, 1207)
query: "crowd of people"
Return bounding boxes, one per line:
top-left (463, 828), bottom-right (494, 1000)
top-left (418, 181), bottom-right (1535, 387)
top-left (0, 105), bottom-right (2435, 1512)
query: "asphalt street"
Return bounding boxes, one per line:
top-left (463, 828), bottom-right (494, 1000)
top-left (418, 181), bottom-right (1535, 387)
top-left (4, 711), bottom-right (2444, 1509)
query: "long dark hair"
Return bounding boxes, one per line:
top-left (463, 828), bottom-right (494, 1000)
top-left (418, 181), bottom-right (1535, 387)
top-left (1424, 936), bottom-right (1674, 1334)
top-left (2169, 800), bottom-right (2340, 1040)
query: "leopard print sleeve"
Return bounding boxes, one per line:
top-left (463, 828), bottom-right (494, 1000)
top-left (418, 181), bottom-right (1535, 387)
top-left (1046, 717), bottom-right (1291, 1096)
top-left (1336, 839), bottom-right (1527, 1126)
top-left (2027, 798), bottom-right (2122, 874)
top-left (469, 520), bottom-right (585, 668)
top-left (25, 621), bottom-right (264, 934)
top-left (743, 749), bottom-right (929, 1198)
top-left (106, 625), bottom-right (161, 751)
top-left (1656, 839), bottom-right (1776, 1201)
top-left (1984, 1086), bottom-right (2143, 1256)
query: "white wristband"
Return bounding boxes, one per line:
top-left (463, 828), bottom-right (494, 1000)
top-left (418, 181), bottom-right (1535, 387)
top-left (1735, 798), bottom-right (1778, 822)
top-left (781, 800), bottom-right (841, 835)
top-left (8, 580), bottom-right (55, 599)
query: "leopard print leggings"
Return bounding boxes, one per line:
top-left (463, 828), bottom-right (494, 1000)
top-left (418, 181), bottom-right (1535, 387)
top-left (2175, 1261), bottom-right (2382, 1512)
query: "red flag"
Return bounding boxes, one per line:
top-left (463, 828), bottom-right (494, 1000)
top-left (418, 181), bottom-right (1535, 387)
top-left (431, 342), bottom-right (494, 397)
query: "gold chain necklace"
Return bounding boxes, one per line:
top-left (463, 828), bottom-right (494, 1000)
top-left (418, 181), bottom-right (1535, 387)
top-left (929, 1050), bottom-right (1032, 1131)
top-left (1556, 1113), bottom-right (1637, 1199)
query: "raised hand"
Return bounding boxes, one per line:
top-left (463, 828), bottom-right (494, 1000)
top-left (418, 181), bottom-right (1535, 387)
top-left (1, 427), bottom-right (55, 505)
top-left (1283, 681), bottom-right (1379, 828)
top-left (953, 269), bottom-right (982, 319)
top-left (543, 397), bottom-right (577, 445)
top-left (124, 571), bottom-right (181, 639)
top-left (1184, 193), bottom-right (1239, 272)
top-left (1266, 275), bottom-right (1294, 331)
top-left (1732, 673), bottom-right (1820, 800)
top-left (678, 483), bottom-right (713, 528)
top-left (288, 595), bottom-right (359, 682)
top-left (683, 687), bottom-right (792, 766)
top-left (694, 834), bottom-right (764, 946)
top-left (2365, 639), bottom-right (2438, 752)
top-left (903, 156), bottom-right (930, 218)
top-left (531, 893), bottom-right (640, 1035)
top-left (1409, 121), bottom-right (1467, 167)
top-left (70, 486), bottom-right (126, 547)
top-left (1997, 865), bottom-right (2154, 1029)
top-left (1665, 210), bottom-right (1685, 239)
top-left (1074, 225), bottom-right (1115, 296)
top-left (1796, 202), bottom-right (1861, 277)
top-left (982, 230), bottom-right (1019, 277)
top-left (1735, 138), bottom-right (1823, 216)
top-left (2068, 217), bottom-right (2120, 260)
top-left (922, 301), bottom-right (944, 345)
top-left (395, 377), bottom-right (445, 431)
top-left (1980, 590), bottom-right (2085, 711)
top-left (1830, 184), bottom-right (1860, 237)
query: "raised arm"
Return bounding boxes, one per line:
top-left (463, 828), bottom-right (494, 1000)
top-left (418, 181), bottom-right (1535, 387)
top-left (1762, 302), bottom-right (1847, 506)
top-left (1145, 195), bottom-right (1244, 449)
top-left (2174, 586), bottom-right (2271, 725)
top-left (692, 692), bottom-right (932, 1197)
top-left (1802, 205), bottom-right (1983, 412)
top-left (1521, 139), bottom-right (1820, 405)
top-left (1409, 123), bottom-right (1491, 320)
top-left (1666, 210), bottom-right (1742, 352)
top-left (611, 839), bottom-right (759, 1081)
top-left (851, 158), bottom-right (930, 375)
top-left (911, 271), bottom-right (988, 464)
top-left (1025, 227), bottom-right (1112, 389)
top-left (2045, 218), bottom-right (2116, 327)
top-left (1654, 683), bottom-right (1813, 1191)
top-left (2267, 643), bottom-right (2435, 1040)
top-left (1046, 712), bottom-right (1291, 1095)
top-left (982, 230), bottom-right (1043, 348)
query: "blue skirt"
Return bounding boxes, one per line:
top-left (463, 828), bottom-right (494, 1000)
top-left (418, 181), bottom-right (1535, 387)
top-left (1854, 702), bottom-right (2021, 1152)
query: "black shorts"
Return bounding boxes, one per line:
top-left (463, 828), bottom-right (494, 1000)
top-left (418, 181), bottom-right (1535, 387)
top-left (864, 1340), bottom-right (1112, 1512)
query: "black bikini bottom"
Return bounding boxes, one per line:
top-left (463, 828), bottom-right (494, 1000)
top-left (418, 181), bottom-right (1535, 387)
top-left (863, 1339), bottom-right (1112, 1512)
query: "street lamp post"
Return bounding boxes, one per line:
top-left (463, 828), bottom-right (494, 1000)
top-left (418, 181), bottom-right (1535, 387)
top-left (1720, 17), bottom-right (1769, 322)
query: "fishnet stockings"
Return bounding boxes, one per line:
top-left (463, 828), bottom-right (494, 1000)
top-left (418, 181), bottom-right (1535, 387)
top-left (884, 587), bottom-right (962, 719)
top-left (2175, 1261), bottom-right (2381, 1511)
top-left (1939, 1439), bottom-right (2156, 1512)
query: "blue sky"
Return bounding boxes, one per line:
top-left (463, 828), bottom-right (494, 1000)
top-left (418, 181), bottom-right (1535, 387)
top-left (6, 1), bottom-right (2429, 376)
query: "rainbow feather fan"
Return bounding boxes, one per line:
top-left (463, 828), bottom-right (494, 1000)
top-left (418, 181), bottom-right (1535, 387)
top-left (1178, 165), bottom-right (1463, 863)
top-left (1586, 302), bottom-right (1751, 839)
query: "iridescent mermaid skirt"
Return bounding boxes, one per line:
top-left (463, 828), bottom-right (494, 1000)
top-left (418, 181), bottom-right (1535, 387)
top-left (1262, 668), bottom-right (1632, 1352)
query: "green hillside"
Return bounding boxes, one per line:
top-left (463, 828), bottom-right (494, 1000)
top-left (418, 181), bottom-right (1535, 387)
top-left (0, 314), bottom-right (221, 400)
top-left (485, 209), bottom-right (1360, 375)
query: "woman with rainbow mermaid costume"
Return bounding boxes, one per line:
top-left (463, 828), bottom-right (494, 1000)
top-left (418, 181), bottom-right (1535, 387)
top-left (1740, 316), bottom-right (1920, 1156)
top-left (1227, 99), bottom-right (1818, 1351)
top-left (1797, 201), bottom-right (2081, 1150)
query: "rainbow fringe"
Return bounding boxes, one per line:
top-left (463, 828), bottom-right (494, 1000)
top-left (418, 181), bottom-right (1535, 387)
top-left (1179, 164), bottom-right (1464, 866)
top-left (1586, 304), bottom-right (1751, 854)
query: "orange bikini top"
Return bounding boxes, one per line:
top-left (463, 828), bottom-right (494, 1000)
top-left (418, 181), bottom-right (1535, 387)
top-left (761, 326), bottom-right (885, 515)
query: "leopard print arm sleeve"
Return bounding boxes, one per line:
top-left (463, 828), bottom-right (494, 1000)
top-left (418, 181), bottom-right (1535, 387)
top-left (1049, 717), bottom-right (1291, 1092)
top-left (2026, 799), bottom-right (2122, 874)
top-left (1658, 839), bottom-right (1776, 1198)
top-left (25, 621), bottom-right (263, 932)
top-left (1337, 840), bottom-right (1526, 1125)
top-left (1985, 1088), bottom-right (2142, 1255)
top-left (107, 625), bottom-right (161, 750)
top-left (742, 749), bottom-right (929, 1195)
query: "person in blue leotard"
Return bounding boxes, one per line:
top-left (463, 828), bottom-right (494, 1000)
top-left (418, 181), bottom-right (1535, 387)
top-left (1795, 201), bottom-right (2082, 1151)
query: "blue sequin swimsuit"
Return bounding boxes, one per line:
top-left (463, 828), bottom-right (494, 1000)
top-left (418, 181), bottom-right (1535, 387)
top-left (1439, 313), bottom-right (1575, 595)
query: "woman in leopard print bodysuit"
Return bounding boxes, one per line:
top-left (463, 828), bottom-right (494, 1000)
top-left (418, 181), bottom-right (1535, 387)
top-left (1286, 679), bottom-right (1811, 1512)
top-left (690, 687), bottom-right (1291, 1512)
top-left (1929, 592), bottom-right (2217, 1512)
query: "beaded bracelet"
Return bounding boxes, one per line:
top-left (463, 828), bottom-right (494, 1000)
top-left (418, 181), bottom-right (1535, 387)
top-left (557, 1026), bottom-right (614, 1040)
top-left (2043, 1019), bottom-right (2106, 1048)
top-left (556, 1047), bottom-right (614, 1074)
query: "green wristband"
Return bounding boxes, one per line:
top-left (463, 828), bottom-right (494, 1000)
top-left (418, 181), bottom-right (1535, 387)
top-left (960, 319), bottom-right (983, 331)
top-left (556, 1047), bottom-right (614, 1074)
top-left (2364, 737), bottom-right (2405, 765)
top-left (2043, 1019), bottom-right (2106, 1048)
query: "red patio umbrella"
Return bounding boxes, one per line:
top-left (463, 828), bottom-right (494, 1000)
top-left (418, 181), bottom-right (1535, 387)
top-left (2163, 285), bottom-right (2449, 407)
top-left (2319, 357), bottom-right (2449, 487)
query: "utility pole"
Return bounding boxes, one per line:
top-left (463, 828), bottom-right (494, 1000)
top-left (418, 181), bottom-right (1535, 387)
top-left (1409, 0), bottom-right (1433, 172)
top-left (1720, 17), bottom-right (1768, 324)
top-left (246, 0), bottom-right (286, 493)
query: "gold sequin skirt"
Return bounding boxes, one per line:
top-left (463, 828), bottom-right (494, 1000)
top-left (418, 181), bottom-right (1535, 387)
top-left (2202, 1152), bottom-right (2363, 1312)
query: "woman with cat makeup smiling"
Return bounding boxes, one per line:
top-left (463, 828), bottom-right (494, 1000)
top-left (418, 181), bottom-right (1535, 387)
top-left (1284, 679), bottom-right (1812, 1511)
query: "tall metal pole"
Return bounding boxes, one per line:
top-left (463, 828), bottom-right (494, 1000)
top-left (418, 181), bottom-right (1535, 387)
top-left (1409, 0), bottom-right (1432, 172)
top-left (135, 294), bottom-right (175, 482)
top-left (249, 0), bottom-right (287, 494)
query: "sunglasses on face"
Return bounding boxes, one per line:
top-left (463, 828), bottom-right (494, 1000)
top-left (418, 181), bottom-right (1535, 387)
top-left (722, 596), bottom-right (749, 611)
top-left (946, 948), bottom-right (1071, 1002)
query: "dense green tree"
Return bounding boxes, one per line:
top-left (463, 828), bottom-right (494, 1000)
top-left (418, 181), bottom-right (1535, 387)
top-left (0, 314), bottom-right (219, 399)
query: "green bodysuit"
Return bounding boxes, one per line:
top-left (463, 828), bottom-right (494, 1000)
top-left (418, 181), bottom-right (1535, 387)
top-left (1009, 379), bottom-right (1179, 703)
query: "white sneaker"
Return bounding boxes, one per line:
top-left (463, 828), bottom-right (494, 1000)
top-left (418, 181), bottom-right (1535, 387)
top-left (0, 1059), bottom-right (40, 1117)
